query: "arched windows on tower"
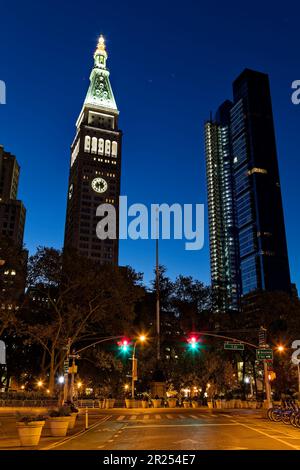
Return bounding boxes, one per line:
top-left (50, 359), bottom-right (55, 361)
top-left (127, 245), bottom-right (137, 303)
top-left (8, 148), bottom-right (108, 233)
top-left (91, 137), bottom-right (98, 154)
top-left (84, 135), bottom-right (91, 153)
top-left (98, 138), bottom-right (104, 155)
top-left (105, 140), bottom-right (111, 156)
top-left (111, 141), bottom-right (118, 157)
top-left (84, 136), bottom-right (116, 159)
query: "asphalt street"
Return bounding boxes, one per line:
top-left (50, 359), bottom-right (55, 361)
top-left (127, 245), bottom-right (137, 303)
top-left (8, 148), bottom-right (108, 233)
top-left (42, 410), bottom-right (300, 451)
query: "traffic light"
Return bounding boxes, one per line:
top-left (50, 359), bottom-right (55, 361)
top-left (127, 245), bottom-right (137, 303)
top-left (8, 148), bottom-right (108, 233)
top-left (118, 338), bottom-right (130, 355)
top-left (187, 335), bottom-right (200, 352)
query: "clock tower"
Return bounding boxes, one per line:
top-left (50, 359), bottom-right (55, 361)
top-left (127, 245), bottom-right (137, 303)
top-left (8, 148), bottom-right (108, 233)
top-left (64, 36), bottom-right (121, 264)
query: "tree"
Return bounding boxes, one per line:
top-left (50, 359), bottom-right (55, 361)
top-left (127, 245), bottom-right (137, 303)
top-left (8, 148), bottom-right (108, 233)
top-left (17, 247), bottom-right (144, 393)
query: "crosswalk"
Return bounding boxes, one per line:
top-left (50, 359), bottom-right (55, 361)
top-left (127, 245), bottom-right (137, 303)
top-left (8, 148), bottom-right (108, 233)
top-left (111, 413), bottom-right (222, 422)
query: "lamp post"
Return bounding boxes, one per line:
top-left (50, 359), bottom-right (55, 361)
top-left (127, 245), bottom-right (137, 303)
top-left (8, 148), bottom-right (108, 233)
top-left (131, 335), bottom-right (146, 399)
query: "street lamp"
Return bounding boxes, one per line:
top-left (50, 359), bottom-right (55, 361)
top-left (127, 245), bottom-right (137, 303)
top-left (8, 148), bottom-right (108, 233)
top-left (131, 334), bottom-right (147, 399)
top-left (37, 380), bottom-right (43, 389)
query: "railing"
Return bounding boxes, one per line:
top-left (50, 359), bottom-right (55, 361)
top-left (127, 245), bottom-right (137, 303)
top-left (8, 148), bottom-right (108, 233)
top-left (0, 399), bottom-right (58, 407)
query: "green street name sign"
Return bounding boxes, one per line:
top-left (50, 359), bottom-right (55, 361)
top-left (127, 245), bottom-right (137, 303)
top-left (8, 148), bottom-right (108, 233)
top-left (224, 343), bottom-right (245, 351)
top-left (256, 349), bottom-right (273, 360)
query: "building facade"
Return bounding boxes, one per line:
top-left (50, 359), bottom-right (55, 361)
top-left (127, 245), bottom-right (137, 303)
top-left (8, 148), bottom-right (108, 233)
top-left (205, 69), bottom-right (291, 312)
top-left (64, 36), bottom-right (121, 264)
top-left (0, 145), bottom-right (27, 303)
top-left (0, 146), bottom-right (26, 247)
top-left (205, 102), bottom-right (240, 312)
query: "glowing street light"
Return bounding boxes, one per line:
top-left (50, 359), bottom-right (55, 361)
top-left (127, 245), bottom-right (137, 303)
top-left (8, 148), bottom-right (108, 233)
top-left (277, 345), bottom-right (285, 353)
top-left (37, 380), bottom-right (43, 388)
top-left (58, 376), bottom-right (64, 384)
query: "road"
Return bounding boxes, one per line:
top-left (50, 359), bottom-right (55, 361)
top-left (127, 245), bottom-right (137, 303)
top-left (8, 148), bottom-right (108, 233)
top-left (42, 409), bottom-right (300, 451)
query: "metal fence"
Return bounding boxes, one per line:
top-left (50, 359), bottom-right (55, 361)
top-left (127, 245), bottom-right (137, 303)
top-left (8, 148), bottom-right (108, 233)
top-left (0, 399), bottom-right (58, 407)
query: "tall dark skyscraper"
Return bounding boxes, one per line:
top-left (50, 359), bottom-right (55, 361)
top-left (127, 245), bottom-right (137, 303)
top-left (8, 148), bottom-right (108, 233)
top-left (64, 36), bottom-right (121, 264)
top-left (0, 146), bottom-right (26, 248)
top-left (205, 69), bottom-right (291, 312)
top-left (0, 145), bottom-right (27, 302)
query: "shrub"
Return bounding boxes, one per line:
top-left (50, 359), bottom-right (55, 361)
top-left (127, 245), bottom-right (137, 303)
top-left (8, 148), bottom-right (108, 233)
top-left (16, 413), bottom-right (45, 423)
top-left (49, 406), bottom-right (71, 417)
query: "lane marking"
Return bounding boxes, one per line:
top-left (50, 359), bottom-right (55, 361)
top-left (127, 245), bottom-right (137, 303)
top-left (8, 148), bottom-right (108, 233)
top-left (143, 415), bottom-right (149, 420)
top-left (116, 416), bottom-right (125, 421)
top-left (178, 415), bottom-right (186, 419)
top-left (155, 415), bottom-right (161, 420)
top-left (127, 423), bottom-right (240, 429)
top-left (42, 415), bottom-right (111, 450)
top-left (190, 415), bottom-right (200, 420)
top-left (230, 419), bottom-right (300, 450)
top-left (130, 415), bottom-right (137, 420)
top-left (166, 414), bottom-right (174, 419)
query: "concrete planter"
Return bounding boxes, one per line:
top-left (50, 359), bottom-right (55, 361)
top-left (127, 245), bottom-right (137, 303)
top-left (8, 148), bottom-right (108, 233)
top-left (16, 421), bottom-right (45, 447)
top-left (125, 399), bottom-right (135, 409)
top-left (151, 399), bottom-right (162, 408)
top-left (141, 400), bottom-right (149, 408)
top-left (183, 401), bottom-right (190, 408)
top-left (68, 412), bottom-right (78, 430)
top-left (49, 417), bottom-right (70, 437)
top-left (192, 401), bottom-right (199, 409)
top-left (215, 400), bottom-right (222, 409)
top-left (105, 399), bottom-right (115, 409)
top-left (207, 401), bottom-right (214, 409)
top-left (167, 399), bottom-right (177, 408)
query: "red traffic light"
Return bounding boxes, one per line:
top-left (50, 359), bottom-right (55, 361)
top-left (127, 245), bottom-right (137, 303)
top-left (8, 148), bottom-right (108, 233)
top-left (118, 338), bottom-right (130, 353)
top-left (187, 334), bottom-right (200, 351)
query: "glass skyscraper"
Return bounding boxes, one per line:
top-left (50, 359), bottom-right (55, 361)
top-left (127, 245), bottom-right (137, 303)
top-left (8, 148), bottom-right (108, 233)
top-left (205, 69), bottom-right (291, 312)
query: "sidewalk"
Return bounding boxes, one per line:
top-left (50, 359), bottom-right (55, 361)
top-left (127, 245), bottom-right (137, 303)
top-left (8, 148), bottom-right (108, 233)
top-left (0, 412), bottom-right (100, 450)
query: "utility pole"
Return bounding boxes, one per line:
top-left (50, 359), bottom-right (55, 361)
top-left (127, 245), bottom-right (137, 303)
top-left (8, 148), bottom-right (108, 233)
top-left (131, 342), bottom-right (137, 399)
top-left (156, 237), bottom-right (160, 362)
top-left (259, 326), bottom-right (272, 409)
top-left (63, 338), bottom-right (71, 403)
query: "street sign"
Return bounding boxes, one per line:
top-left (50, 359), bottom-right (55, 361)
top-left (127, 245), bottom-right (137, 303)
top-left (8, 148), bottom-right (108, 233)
top-left (256, 348), bottom-right (273, 360)
top-left (64, 360), bottom-right (69, 373)
top-left (224, 342), bottom-right (245, 351)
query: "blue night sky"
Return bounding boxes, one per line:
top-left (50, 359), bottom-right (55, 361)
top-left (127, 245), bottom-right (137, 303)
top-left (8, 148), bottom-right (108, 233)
top-left (0, 1), bottom-right (299, 287)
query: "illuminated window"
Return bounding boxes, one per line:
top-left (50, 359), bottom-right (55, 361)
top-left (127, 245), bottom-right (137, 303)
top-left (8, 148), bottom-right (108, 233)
top-left (84, 135), bottom-right (91, 153)
top-left (91, 137), bottom-right (97, 154)
top-left (98, 138), bottom-right (104, 155)
top-left (111, 141), bottom-right (118, 157)
top-left (247, 168), bottom-right (268, 175)
top-left (105, 140), bottom-right (111, 156)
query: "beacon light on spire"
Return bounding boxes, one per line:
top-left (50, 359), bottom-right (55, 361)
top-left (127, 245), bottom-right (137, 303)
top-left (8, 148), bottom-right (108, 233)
top-left (94, 34), bottom-right (107, 62)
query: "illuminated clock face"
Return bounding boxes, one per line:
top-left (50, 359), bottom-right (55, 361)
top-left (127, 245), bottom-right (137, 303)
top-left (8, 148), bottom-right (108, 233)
top-left (91, 177), bottom-right (108, 193)
top-left (68, 184), bottom-right (73, 200)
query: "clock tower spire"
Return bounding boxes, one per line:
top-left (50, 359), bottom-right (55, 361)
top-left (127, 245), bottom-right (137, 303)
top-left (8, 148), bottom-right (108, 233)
top-left (64, 36), bottom-right (122, 264)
